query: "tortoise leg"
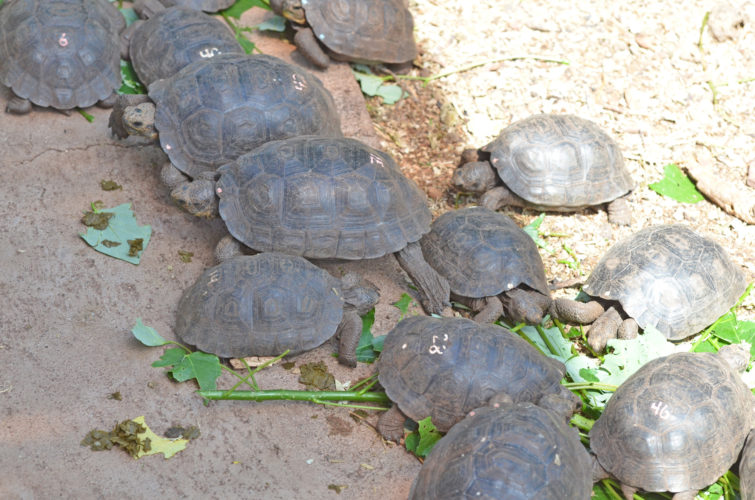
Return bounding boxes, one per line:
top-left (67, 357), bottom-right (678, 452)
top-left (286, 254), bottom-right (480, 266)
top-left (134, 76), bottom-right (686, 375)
top-left (618, 484), bottom-right (639, 500)
top-left (96, 91), bottom-right (117, 109)
top-left (160, 163), bottom-right (187, 190)
top-left (617, 318), bottom-right (638, 340)
top-left (214, 234), bottom-right (248, 263)
top-left (335, 308), bottom-right (362, 368)
top-left (587, 306), bottom-right (622, 353)
top-left (471, 296), bottom-right (504, 323)
top-left (549, 297), bottom-right (606, 324)
top-left (376, 404), bottom-right (408, 442)
top-left (394, 241), bottom-right (450, 315)
top-left (479, 185), bottom-right (527, 211)
top-left (499, 288), bottom-right (551, 325)
top-left (6, 93), bottom-right (32, 115)
top-left (606, 196), bottom-right (631, 226)
top-left (293, 26), bottom-right (330, 69)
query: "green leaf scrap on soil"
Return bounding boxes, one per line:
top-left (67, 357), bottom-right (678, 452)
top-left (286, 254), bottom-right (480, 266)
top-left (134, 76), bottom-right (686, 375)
top-left (404, 416), bottom-right (442, 458)
top-left (131, 318), bottom-right (169, 347)
top-left (649, 163), bottom-right (704, 203)
top-left (352, 67), bottom-right (405, 104)
top-left (153, 348), bottom-right (222, 391)
top-left (355, 309), bottom-right (380, 363)
top-left (80, 203), bottom-right (152, 264)
top-left (393, 293), bottom-right (414, 319)
top-left (178, 250), bottom-right (194, 263)
top-left (100, 179), bottom-right (122, 191)
top-left (298, 361), bottom-right (336, 390)
top-left (82, 416), bottom-right (189, 459)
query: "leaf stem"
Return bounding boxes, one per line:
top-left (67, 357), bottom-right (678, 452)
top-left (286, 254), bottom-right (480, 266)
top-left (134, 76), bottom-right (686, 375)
top-left (198, 389), bottom-right (391, 404)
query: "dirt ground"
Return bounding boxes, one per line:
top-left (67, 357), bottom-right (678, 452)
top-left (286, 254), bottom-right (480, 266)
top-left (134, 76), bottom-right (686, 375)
top-left (1, 1), bottom-right (754, 499)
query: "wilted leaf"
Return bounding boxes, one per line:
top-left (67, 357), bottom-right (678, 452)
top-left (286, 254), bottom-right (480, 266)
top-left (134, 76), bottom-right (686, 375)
top-left (299, 361), bottom-right (336, 390)
top-left (131, 416), bottom-right (189, 459)
top-left (80, 203), bottom-right (152, 264)
top-left (100, 180), bottom-right (122, 191)
top-left (222, 0), bottom-right (269, 19)
top-left (178, 250), bottom-right (193, 263)
top-left (328, 484), bottom-right (347, 494)
top-left (257, 15), bottom-right (286, 32)
top-left (131, 318), bottom-right (168, 347)
top-left (649, 163), bottom-right (704, 203)
top-left (82, 416), bottom-right (188, 459)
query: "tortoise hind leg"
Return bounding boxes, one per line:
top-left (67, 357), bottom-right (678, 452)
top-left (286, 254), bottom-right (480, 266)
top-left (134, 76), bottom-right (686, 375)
top-left (293, 26), bottom-right (330, 69)
top-left (6, 93), bottom-right (32, 115)
top-left (606, 196), bottom-right (631, 225)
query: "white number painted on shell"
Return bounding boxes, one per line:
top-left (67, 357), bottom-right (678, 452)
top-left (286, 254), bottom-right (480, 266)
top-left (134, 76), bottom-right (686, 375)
top-left (428, 334), bottom-right (449, 355)
top-left (58, 33), bottom-right (69, 47)
top-left (291, 74), bottom-right (307, 91)
top-left (199, 47), bottom-right (221, 58)
top-left (207, 269), bottom-right (221, 286)
top-left (650, 401), bottom-right (671, 419)
top-left (369, 154), bottom-right (384, 168)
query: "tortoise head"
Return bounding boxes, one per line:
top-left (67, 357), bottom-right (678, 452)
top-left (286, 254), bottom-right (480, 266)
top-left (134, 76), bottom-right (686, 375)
top-left (269, 0), bottom-right (307, 24)
top-left (122, 103), bottom-right (157, 140)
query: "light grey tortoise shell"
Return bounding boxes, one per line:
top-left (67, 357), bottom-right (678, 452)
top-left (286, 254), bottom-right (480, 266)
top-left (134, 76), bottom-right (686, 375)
top-left (175, 253), bottom-right (344, 358)
top-left (215, 136), bottom-right (432, 260)
top-left (484, 114), bottom-right (634, 209)
top-left (140, 0), bottom-right (235, 13)
top-left (420, 206), bottom-right (549, 299)
top-left (149, 53), bottom-right (342, 179)
top-left (740, 430), bottom-right (755, 500)
top-left (301, 0), bottom-right (417, 64)
top-left (377, 316), bottom-right (570, 433)
top-left (590, 351), bottom-right (754, 494)
top-left (409, 403), bottom-right (593, 500)
top-left (129, 7), bottom-right (242, 87)
top-left (0, 0), bottom-right (124, 109)
top-left (582, 224), bottom-right (746, 339)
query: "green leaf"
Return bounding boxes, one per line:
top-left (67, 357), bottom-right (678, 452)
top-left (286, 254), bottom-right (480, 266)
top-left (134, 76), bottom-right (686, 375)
top-left (118, 7), bottom-right (139, 26)
top-left (257, 15), bottom-right (286, 32)
top-left (222, 0), bottom-right (269, 19)
top-left (355, 309), bottom-right (379, 363)
top-left (522, 213), bottom-right (548, 249)
top-left (236, 32), bottom-right (256, 54)
top-left (709, 313), bottom-right (755, 353)
top-left (131, 319), bottom-right (168, 347)
top-left (598, 326), bottom-right (679, 388)
top-left (154, 350), bottom-right (222, 391)
top-left (352, 70), bottom-right (405, 104)
top-left (411, 417), bottom-right (443, 457)
top-left (152, 347), bottom-right (187, 368)
top-left (648, 163), bottom-right (704, 203)
top-left (371, 334), bottom-right (385, 353)
top-left (119, 61), bottom-right (147, 95)
top-left (392, 293), bottom-right (413, 318)
top-left (80, 203), bottom-right (152, 264)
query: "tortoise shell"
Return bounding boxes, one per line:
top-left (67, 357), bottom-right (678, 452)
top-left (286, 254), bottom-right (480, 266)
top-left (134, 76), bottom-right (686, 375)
top-left (215, 136), bottom-right (431, 260)
top-left (741, 430), bottom-right (755, 500)
top-left (420, 206), bottom-right (549, 299)
top-left (149, 53), bottom-right (342, 179)
top-left (484, 114), bottom-right (633, 209)
top-left (409, 403), bottom-right (593, 500)
top-left (377, 316), bottom-right (572, 433)
top-left (300, 0), bottom-right (416, 64)
top-left (129, 7), bottom-right (242, 87)
top-left (590, 351), bottom-right (754, 494)
top-left (175, 253), bottom-right (344, 358)
top-left (583, 224), bottom-right (746, 339)
top-left (0, 0), bottom-right (124, 110)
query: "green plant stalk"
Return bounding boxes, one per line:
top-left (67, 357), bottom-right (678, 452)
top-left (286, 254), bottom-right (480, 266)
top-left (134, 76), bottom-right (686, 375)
top-left (198, 389), bottom-right (391, 404)
top-left (563, 382), bottom-right (618, 392)
top-left (570, 413), bottom-right (595, 432)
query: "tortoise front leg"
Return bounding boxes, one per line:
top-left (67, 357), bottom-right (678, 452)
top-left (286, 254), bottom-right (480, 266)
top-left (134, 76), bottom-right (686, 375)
top-left (549, 297), bottom-right (606, 324)
top-left (293, 26), bottom-right (330, 69)
top-left (334, 307), bottom-right (362, 368)
top-left (376, 404), bottom-right (407, 442)
top-left (96, 91), bottom-right (118, 109)
top-left (499, 288), bottom-right (551, 325)
top-left (606, 196), bottom-right (631, 226)
top-left (587, 306), bottom-right (622, 353)
top-left (471, 296), bottom-right (504, 323)
top-left (394, 241), bottom-right (450, 315)
top-left (6, 93), bottom-right (32, 115)
top-left (479, 185), bottom-right (528, 212)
